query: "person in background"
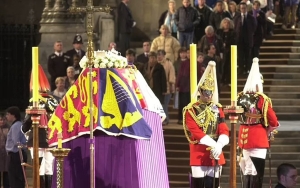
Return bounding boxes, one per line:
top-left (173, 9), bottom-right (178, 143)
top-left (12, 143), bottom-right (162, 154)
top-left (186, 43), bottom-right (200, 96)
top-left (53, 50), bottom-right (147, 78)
top-left (65, 66), bottom-right (77, 90)
top-left (151, 25), bottom-right (181, 63)
top-left (282, 0), bottom-right (298, 29)
top-left (197, 53), bottom-right (206, 78)
top-left (73, 54), bottom-right (82, 77)
top-left (108, 42), bottom-right (117, 51)
top-left (275, 163), bottom-right (298, 188)
top-left (249, 1), bottom-right (266, 59)
top-left (229, 1), bottom-right (240, 20)
top-left (0, 113), bottom-right (9, 188)
top-left (174, 47), bottom-right (188, 77)
top-left (66, 34), bottom-right (86, 65)
top-left (5, 106), bottom-right (27, 188)
top-left (175, 47), bottom-right (191, 125)
top-left (217, 17), bottom-right (236, 86)
top-left (175, 0), bottom-right (200, 48)
top-left (194, 0), bottom-right (213, 44)
top-left (157, 49), bottom-right (176, 125)
top-left (158, 0), bottom-right (178, 38)
top-left (209, 0), bottom-right (231, 31)
top-left (47, 41), bottom-right (72, 91)
top-left (136, 41), bottom-right (151, 64)
top-left (198, 25), bottom-right (224, 58)
top-left (117, 0), bottom-right (136, 56)
top-left (52, 77), bottom-right (67, 101)
top-left (126, 49), bottom-right (145, 73)
top-left (144, 52), bottom-right (167, 105)
top-left (234, 2), bottom-right (256, 74)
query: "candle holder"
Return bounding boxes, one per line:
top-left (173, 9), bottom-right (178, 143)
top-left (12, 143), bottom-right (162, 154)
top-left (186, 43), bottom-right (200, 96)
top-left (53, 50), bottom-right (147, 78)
top-left (25, 105), bottom-right (46, 188)
top-left (223, 102), bottom-right (244, 188)
top-left (50, 148), bottom-right (71, 188)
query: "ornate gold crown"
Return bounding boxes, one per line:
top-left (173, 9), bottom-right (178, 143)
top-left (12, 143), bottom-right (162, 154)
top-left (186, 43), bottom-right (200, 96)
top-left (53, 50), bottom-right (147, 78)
top-left (199, 72), bottom-right (215, 91)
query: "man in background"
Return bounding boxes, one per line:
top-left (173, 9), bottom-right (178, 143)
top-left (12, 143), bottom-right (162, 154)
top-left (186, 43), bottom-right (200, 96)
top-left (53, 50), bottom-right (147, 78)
top-left (117, 0), bottom-right (136, 56)
top-left (275, 163), bottom-right (298, 188)
top-left (5, 106), bottom-right (27, 188)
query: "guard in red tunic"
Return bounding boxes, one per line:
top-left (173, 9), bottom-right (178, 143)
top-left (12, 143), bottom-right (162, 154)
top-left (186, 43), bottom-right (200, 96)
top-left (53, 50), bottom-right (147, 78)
top-left (237, 58), bottom-right (279, 188)
top-left (183, 61), bottom-right (229, 188)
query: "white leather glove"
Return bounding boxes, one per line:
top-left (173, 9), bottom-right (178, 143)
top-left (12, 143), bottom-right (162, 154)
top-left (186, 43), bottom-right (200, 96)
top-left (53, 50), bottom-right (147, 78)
top-left (217, 134), bottom-right (229, 148)
top-left (211, 143), bottom-right (222, 159)
top-left (199, 135), bottom-right (217, 147)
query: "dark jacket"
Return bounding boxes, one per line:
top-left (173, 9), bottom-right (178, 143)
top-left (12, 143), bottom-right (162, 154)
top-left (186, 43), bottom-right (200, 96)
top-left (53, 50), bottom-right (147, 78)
top-left (216, 28), bottom-right (236, 52)
top-left (175, 5), bottom-right (200, 32)
top-left (198, 34), bottom-right (224, 55)
top-left (233, 13), bottom-right (257, 47)
top-left (249, 10), bottom-right (266, 46)
top-left (194, 5), bottom-right (213, 38)
top-left (136, 53), bottom-right (149, 64)
top-left (66, 48), bottom-right (86, 64)
top-left (22, 114), bottom-right (49, 148)
top-left (209, 11), bottom-right (231, 31)
top-left (0, 124), bottom-right (9, 172)
top-left (144, 63), bottom-right (167, 103)
top-left (274, 183), bottom-right (286, 188)
top-left (47, 53), bottom-right (72, 82)
top-left (117, 2), bottom-right (135, 34)
top-left (158, 10), bottom-right (168, 29)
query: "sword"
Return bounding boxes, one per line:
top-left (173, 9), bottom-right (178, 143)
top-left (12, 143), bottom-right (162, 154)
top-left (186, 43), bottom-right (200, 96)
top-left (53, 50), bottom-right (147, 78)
top-left (18, 143), bottom-right (31, 188)
top-left (268, 130), bottom-right (277, 188)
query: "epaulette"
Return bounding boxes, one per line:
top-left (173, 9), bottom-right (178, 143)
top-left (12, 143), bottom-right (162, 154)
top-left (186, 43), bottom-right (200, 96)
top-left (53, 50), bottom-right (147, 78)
top-left (50, 55), bottom-right (56, 59)
top-left (64, 55), bottom-right (70, 58)
top-left (255, 92), bottom-right (272, 127)
top-left (216, 103), bottom-right (222, 108)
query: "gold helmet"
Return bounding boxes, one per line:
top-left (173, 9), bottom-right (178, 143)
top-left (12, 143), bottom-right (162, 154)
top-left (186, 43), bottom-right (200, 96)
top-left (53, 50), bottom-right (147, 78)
top-left (193, 61), bottom-right (218, 103)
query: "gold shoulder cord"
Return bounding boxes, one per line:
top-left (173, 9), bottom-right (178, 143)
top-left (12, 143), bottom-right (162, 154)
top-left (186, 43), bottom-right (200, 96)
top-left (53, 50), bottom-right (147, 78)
top-left (255, 92), bottom-right (272, 127)
top-left (182, 101), bottom-right (217, 144)
top-left (183, 103), bottom-right (199, 144)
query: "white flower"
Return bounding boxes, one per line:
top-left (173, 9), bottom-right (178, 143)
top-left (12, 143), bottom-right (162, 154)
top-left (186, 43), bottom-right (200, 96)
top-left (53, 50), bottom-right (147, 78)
top-left (99, 63), bottom-right (107, 68)
top-left (107, 61), bottom-right (114, 68)
top-left (79, 49), bottom-right (128, 69)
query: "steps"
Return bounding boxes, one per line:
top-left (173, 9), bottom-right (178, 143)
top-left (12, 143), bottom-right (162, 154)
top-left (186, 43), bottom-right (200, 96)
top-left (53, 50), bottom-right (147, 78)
top-left (164, 127), bottom-right (300, 188)
top-left (218, 26), bottom-right (300, 120)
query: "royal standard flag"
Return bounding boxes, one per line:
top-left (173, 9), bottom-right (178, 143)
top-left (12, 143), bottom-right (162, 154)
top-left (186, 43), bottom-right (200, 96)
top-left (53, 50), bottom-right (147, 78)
top-left (98, 68), bottom-right (152, 139)
top-left (48, 68), bottom-right (152, 147)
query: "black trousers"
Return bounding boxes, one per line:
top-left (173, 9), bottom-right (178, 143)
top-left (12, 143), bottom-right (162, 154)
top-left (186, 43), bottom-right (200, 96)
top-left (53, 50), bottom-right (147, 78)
top-left (238, 43), bottom-right (252, 73)
top-left (178, 92), bottom-right (191, 121)
top-left (8, 150), bottom-right (27, 188)
top-left (119, 33), bottom-right (131, 57)
top-left (0, 171), bottom-right (9, 188)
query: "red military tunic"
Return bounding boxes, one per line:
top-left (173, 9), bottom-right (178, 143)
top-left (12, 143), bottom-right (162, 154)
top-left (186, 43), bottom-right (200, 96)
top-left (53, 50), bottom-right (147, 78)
top-left (238, 94), bottom-right (279, 149)
top-left (184, 102), bottom-right (229, 166)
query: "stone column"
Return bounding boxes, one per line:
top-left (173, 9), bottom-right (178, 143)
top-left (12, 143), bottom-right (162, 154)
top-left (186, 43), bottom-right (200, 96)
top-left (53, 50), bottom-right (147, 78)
top-left (40, 0), bottom-right (53, 23)
top-left (38, 0), bottom-right (84, 76)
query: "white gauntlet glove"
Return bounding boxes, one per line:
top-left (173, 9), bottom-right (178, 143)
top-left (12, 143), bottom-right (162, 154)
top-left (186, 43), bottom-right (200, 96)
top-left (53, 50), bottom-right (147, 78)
top-left (211, 134), bottom-right (229, 160)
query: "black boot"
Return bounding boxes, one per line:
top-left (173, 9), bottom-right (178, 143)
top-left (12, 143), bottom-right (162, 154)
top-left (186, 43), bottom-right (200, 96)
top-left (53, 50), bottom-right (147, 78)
top-left (40, 175), bottom-right (45, 188)
top-left (250, 157), bottom-right (265, 188)
top-left (204, 176), bottom-right (219, 188)
top-left (244, 175), bottom-right (251, 188)
top-left (190, 177), bottom-right (204, 188)
top-left (45, 175), bottom-right (53, 188)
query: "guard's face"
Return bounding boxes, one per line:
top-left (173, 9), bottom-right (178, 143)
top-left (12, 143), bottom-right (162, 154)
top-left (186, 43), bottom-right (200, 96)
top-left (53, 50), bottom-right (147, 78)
top-left (201, 89), bottom-right (213, 102)
top-left (73, 43), bottom-right (82, 50)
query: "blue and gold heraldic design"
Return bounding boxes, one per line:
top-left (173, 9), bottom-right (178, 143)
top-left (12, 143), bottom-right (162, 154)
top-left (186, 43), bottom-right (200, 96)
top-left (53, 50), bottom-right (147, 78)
top-left (98, 68), bottom-right (152, 139)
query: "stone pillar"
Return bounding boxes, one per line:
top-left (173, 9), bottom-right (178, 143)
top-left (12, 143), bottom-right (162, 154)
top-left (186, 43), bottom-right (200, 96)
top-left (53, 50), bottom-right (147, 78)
top-left (38, 0), bottom-right (85, 75)
top-left (91, 12), bottom-right (115, 51)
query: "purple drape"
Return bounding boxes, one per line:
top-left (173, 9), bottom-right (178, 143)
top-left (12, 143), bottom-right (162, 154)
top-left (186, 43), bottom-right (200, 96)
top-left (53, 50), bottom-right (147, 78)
top-left (52, 131), bottom-right (139, 188)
